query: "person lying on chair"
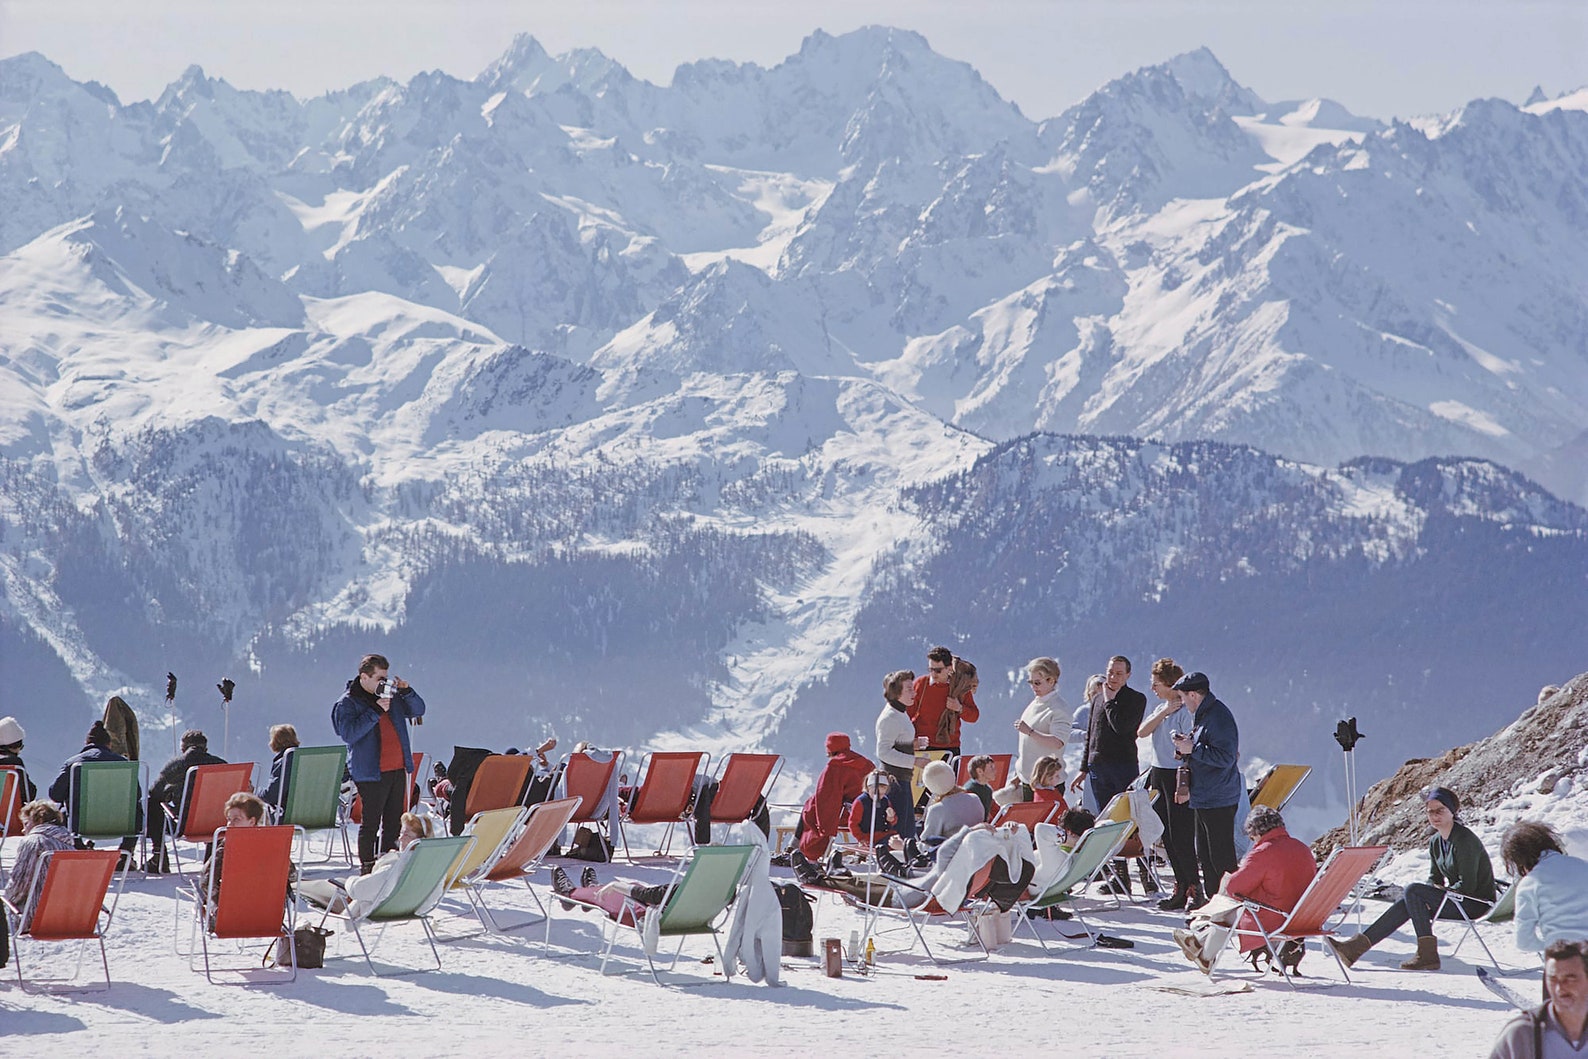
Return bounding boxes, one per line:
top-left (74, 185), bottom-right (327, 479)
top-left (551, 865), bottom-right (675, 925)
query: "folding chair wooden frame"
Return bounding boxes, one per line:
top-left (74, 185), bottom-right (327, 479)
top-left (565, 844), bottom-right (758, 986)
top-left (1213, 844), bottom-right (1389, 987)
top-left (464, 795), bottom-right (583, 944)
top-left (161, 762), bottom-right (257, 876)
top-left (3, 848), bottom-right (124, 993)
top-left (184, 824), bottom-right (300, 984)
top-left (618, 751), bottom-right (708, 860)
top-left (1012, 819), bottom-right (1135, 951)
top-left (701, 752), bottom-right (781, 845)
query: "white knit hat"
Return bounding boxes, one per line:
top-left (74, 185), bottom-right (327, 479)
top-left (922, 760), bottom-right (956, 797)
top-left (0, 716), bottom-right (23, 746)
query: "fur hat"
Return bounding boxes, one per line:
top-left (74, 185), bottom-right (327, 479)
top-left (0, 716), bottom-right (23, 746)
top-left (86, 720), bottom-right (112, 747)
top-left (180, 729), bottom-right (208, 752)
top-left (922, 759), bottom-right (956, 797)
top-left (824, 732), bottom-right (851, 754)
top-left (992, 781), bottom-right (1024, 808)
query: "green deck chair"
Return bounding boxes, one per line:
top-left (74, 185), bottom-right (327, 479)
top-left (582, 844), bottom-right (757, 985)
top-left (1012, 818), bottom-right (1135, 950)
top-left (329, 834), bottom-right (475, 976)
top-left (276, 746), bottom-right (352, 866)
top-left (68, 761), bottom-right (141, 861)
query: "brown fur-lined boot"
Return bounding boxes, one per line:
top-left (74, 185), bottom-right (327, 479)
top-left (1400, 936), bottom-right (1441, 970)
top-left (1325, 932), bottom-right (1373, 968)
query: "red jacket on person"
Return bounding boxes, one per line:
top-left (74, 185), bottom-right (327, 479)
top-left (1223, 825), bottom-right (1318, 952)
top-left (798, 741), bottom-right (874, 860)
top-left (909, 676), bottom-right (979, 750)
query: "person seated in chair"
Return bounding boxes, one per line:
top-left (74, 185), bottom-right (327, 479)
top-left (1326, 785), bottom-right (1495, 972)
top-left (1029, 755), bottom-right (1070, 811)
top-left (848, 770), bottom-right (908, 851)
top-left (962, 755), bottom-right (999, 821)
top-left (299, 811), bottom-right (431, 918)
top-left (47, 720), bottom-right (142, 867)
top-left (1, 800), bottom-right (75, 967)
top-left (144, 729), bottom-right (227, 873)
top-left (790, 733), bottom-right (872, 884)
top-left (199, 792), bottom-right (268, 908)
top-left (0, 715), bottom-right (37, 804)
top-left (256, 724), bottom-right (300, 811)
top-left (1172, 805), bottom-right (1317, 975)
top-left (551, 864), bottom-right (676, 924)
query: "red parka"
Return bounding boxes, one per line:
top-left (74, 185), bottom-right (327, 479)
top-left (1224, 825), bottom-right (1318, 952)
top-left (798, 743), bottom-right (874, 860)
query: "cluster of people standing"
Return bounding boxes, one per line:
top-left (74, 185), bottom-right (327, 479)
top-left (793, 646), bottom-right (1247, 916)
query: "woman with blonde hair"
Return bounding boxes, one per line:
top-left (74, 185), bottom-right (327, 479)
top-left (1013, 657), bottom-right (1067, 801)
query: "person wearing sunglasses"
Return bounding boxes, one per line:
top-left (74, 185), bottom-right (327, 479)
top-left (1328, 785), bottom-right (1496, 971)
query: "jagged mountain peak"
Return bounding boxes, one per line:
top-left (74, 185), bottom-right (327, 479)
top-left (1159, 46), bottom-right (1264, 114)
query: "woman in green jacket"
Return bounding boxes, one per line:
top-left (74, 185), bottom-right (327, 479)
top-left (1326, 785), bottom-right (1496, 971)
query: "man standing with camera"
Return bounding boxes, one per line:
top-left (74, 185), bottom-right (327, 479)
top-left (333, 653), bottom-right (426, 874)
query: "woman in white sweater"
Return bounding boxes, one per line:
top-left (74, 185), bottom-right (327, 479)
top-left (874, 669), bottom-right (922, 841)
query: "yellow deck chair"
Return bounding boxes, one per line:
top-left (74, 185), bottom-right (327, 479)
top-left (433, 806), bottom-right (527, 939)
top-left (1251, 765), bottom-right (1312, 812)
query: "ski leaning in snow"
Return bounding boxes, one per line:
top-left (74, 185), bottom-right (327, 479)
top-left (1479, 967), bottom-right (1536, 1012)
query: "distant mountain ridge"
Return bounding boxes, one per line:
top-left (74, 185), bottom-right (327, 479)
top-left (1, 33), bottom-right (1584, 790)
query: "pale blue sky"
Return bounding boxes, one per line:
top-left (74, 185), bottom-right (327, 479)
top-left (1, 0), bottom-right (1583, 120)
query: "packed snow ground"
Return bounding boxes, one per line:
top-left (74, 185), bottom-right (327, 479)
top-left (7, 795), bottom-right (1580, 1058)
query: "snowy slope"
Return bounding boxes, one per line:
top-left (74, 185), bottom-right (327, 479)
top-left (1, 33), bottom-right (1585, 793)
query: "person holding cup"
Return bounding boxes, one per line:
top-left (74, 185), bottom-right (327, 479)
top-left (332, 653), bottom-right (426, 874)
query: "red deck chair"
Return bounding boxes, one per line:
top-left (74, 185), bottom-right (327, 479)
top-left (562, 750), bottom-right (623, 835)
top-left (467, 795), bottom-right (583, 944)
top-left (990, 800), bottom-right (1060, 829)
top-left (0, 764), bottom-right (28, 857)
top-left (705, 753), bottom-right (782, 844)
top-left (464, 755), bottom-right (534, 818)
top-left (3, 848), bottom-right (122, 992)
top-left (956, 753), bottom-right (1012, 788)
top-left (618, 752), bottom-right (707, 860)
top-left (405, 751), bottom-right (426, 811)
top-left (1216, 844), bottom-right (1389, 987)
top-left (189, 824), bottom-right (298, 983)
top-left (162, 762), bottom-right (256, 875)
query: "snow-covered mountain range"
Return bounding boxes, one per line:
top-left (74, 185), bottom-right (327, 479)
top-left (2, 30), bottom-right (1585, 793)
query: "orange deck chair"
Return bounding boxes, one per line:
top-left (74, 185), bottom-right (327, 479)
top-left (957, 753), bottom-right (1012, 788)
top-left (162, 762), bottom-right (256, 875)
top-left (3, 848), bottom-right (122, 992)
top-left (618, 752), bottom-right (707, 860)
top-left (704, 753), bottom-right (782, 845)
top-left (1217, 844), bottom-right (1389, 987)
top-left (464, 754), bottom-right (534, 818)
top-left (189, 824), bottom-right (298, 983)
